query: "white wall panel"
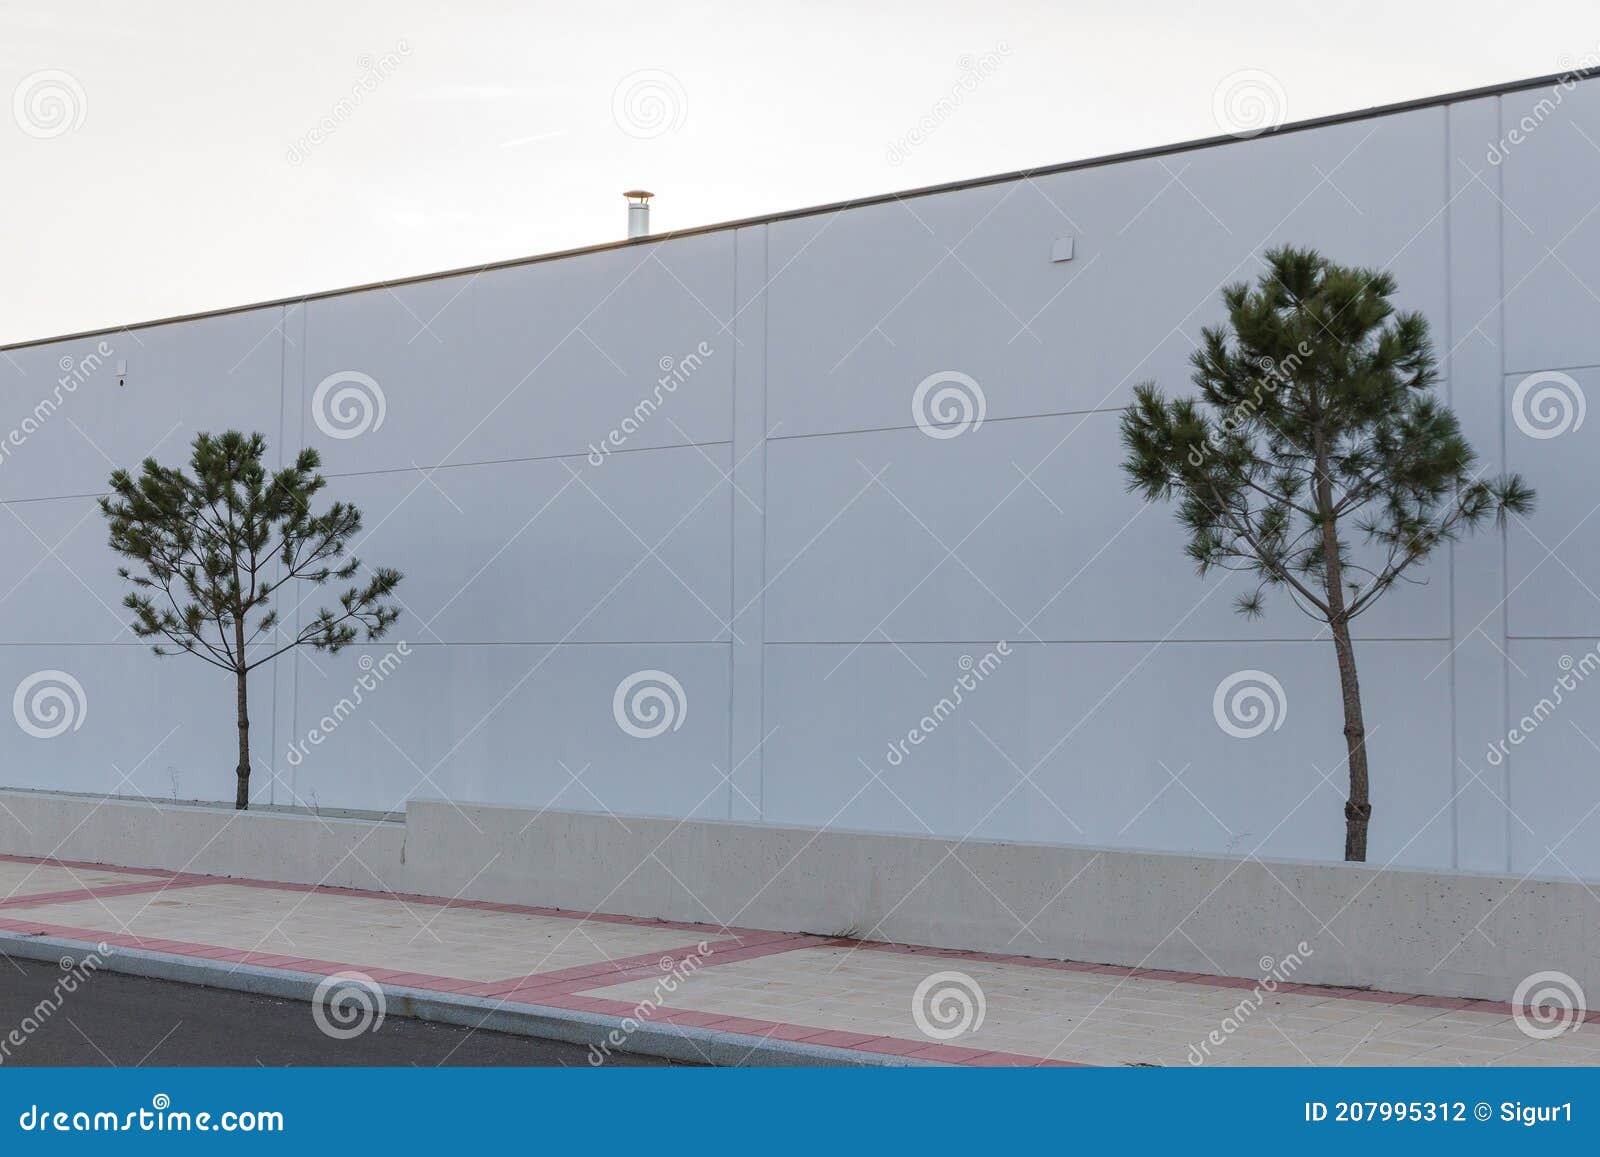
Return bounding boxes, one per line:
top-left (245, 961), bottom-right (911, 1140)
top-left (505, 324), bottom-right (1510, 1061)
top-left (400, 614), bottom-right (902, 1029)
top-left (762, 640), bottom-right (1453, 867)
top-left (1447, 97), bottom-right (1515, 875)
top-left (470, 233), bottom-right (737, 463)
top-left (284, 642), bottom-right (730, 819)
top-left (764, 413), bottom-right (1449, 644)
top-left (1501, 81), bottom-right (1600, 373)
top-left (0, 308), bottom-right (285, 502)
top-left (1503, 640), bottom-right (1600, 880)
top-left (0, 645), bottom-right (275, 803)
top-left (0, 496), bottom-right (128, 644)
top-left (1505, 365), bottom-right (1600, 639)
top-left (296, 275), bottom-right (480, 475)
top-left (766, 108), bottom-right (1447, 440)
top-left (322, 447), bottom-right (733, 645)
top-left (298, 235), bottom-right (737, 477)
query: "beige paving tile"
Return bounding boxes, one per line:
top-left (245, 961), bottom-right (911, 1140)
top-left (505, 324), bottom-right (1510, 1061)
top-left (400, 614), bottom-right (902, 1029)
top-left (12, 883), bottom-right (713, 982)
top-left (0, 861), bottom-right (159, 900)
top-left (1428, 1010), bottom-right (1515, 1029)
top-left (587, 944), bottom-right (1598, 1066)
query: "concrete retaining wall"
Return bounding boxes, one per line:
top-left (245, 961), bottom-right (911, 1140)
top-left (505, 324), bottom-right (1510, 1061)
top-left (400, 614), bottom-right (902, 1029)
top-left (2, 789), bottom-right (1590, 1003)
top-left (0, 790), bottom-right (404, 891)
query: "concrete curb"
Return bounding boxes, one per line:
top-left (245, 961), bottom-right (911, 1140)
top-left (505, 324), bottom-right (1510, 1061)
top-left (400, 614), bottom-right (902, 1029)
top-left (0, 930), bottom-right (936, 1067)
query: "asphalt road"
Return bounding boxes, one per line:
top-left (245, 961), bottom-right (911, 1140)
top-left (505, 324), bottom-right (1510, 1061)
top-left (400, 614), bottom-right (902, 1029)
top-left (0, 956), bottom-right (679, 1066)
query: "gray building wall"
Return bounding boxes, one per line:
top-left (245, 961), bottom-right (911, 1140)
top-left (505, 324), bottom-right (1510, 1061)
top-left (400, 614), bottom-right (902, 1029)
top-left (3, 77), bottom-right (1599, 876)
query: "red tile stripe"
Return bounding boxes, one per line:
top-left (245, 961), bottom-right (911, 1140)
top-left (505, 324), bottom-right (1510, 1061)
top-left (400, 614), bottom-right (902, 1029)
top-left (0, 852), bottom-right (179, 878)
top-left (527, 990), bottom-right (1085, 1066)
top-left (0, 875), bottom-right (218, 911)
top-left (480, 932), bottom-right (828, 1001)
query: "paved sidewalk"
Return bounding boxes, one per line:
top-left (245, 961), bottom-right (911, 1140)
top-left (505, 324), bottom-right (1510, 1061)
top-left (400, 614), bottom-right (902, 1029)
top-left (1, 853), bottom-right (1595, 1067)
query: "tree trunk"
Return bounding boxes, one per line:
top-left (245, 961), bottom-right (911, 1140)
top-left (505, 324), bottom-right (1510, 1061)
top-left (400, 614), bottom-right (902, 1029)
top-left (234, 667), bottom-right (250, 811)
top-left (1310, 424), bottom-right (1371, 862)
top-left (1329, 617), bottom-right (1371, 861)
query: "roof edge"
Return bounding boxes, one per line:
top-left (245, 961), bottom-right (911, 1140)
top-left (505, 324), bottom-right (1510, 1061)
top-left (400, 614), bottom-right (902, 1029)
top-left (6, 64), bottom-right (1597, 354)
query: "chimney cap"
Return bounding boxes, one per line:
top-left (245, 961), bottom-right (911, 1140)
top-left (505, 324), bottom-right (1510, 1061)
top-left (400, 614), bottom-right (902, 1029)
top-left (623, 189), bottom-right (654, 203)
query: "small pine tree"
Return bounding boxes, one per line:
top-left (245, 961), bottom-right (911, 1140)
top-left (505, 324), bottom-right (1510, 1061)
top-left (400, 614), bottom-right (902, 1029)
top-left (1120, 246), bottom-right (1534, 861)
top-left (101, 431), bottom-right (402, 810)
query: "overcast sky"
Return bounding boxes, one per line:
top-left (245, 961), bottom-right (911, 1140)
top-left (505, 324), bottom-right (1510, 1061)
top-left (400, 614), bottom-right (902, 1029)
top-left (2, 0), bottom-right (1597, 345)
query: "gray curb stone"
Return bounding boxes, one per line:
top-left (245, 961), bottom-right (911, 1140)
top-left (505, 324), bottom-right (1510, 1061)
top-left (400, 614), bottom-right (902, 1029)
top-left (0, 929), bottom-right (940, 1067)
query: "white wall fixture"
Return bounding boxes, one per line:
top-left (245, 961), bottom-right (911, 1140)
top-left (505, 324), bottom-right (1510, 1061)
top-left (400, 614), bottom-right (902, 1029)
top-left (625, 189), bottom-right (653, 238)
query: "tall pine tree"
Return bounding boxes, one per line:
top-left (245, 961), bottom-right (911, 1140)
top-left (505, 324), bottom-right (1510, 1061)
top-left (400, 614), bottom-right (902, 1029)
top-left (1121, 246), bottom-right (1534, 860)
top-left (102, 431), bottom-right (402, 810)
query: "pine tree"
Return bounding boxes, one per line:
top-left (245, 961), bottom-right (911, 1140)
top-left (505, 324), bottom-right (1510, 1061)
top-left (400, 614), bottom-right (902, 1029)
top-left (1120, 246), bottom-right (1534, 861)
top-left (101, 431), bottom-right (402, 810)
